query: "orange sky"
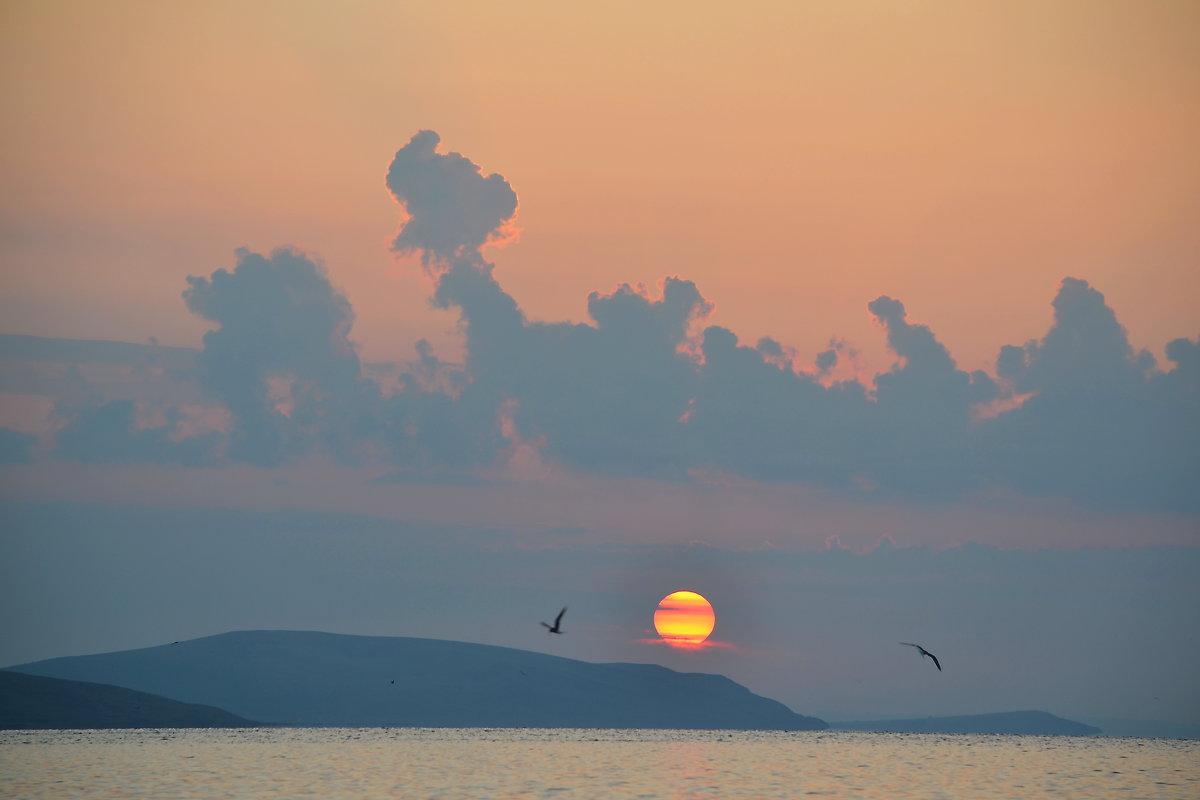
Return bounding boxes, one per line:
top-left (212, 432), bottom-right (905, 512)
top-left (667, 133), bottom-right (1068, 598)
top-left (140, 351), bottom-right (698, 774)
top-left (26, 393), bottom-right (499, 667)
top-left (2, 0), bottom-right (1197, 374)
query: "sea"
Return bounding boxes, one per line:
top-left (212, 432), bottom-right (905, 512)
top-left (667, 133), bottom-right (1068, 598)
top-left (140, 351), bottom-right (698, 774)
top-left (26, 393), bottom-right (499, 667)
top-left (1, 727), bottom-right (1196, 799)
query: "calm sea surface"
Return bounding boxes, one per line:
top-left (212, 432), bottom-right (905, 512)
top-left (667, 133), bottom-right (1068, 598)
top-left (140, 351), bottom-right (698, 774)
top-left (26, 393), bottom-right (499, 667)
top-left (1, 727), bottom-right (1195, 799)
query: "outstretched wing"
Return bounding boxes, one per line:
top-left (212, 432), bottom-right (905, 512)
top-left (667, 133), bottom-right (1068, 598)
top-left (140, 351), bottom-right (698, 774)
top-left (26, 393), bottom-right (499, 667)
top-left (554, 607), bottom-right (566, 627)
top-left (900, 642), bottom-right (942, 670)
top-left (540, 622), bottom-right (551, 629)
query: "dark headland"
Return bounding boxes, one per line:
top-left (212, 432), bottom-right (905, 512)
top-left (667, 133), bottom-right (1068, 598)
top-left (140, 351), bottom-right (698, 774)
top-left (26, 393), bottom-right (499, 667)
top-left (0, 671), bottom-right (258, 729)
top-left (4, 630), bottom-right (827, 730)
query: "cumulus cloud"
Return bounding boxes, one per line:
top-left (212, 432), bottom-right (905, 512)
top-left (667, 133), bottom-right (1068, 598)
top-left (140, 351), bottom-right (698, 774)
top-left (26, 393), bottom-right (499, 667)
top-left (983, 278), bottom-right (1197, 511)
top-left (39, 132), bottom-right (1199, 515)
top-left (997, 277), bottom-right (1154, 396)
top-left (431, 270), bottom-right (712, 478)
top-left (868, 296), bottom-right (997, 414)
top-left (857, 296), bottom-right (999, 493)
top-left (689, 324), bottom-right (868, 486)
top-left (383, 132), bottom-right (715, 478)
top-left (182, 248), bottom-right (379, 465)
top-left (381, 337), bottom-right (488, 473)
top-left (380, 137), bottom-right (1199, 511)
top-left (385, 130), bottom-right (518, 266)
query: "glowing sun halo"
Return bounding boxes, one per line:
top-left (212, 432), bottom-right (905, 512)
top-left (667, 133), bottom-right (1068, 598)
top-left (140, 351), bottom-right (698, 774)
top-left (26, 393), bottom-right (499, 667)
top-left (653, 590), bottom-right (715, 648)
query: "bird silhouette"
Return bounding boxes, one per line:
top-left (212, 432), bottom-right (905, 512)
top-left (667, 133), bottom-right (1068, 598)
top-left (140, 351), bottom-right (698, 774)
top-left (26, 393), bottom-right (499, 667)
top-left (900, 642), bottom-right (942, 671)
top-left (541, 607), bottom-right (566, 634)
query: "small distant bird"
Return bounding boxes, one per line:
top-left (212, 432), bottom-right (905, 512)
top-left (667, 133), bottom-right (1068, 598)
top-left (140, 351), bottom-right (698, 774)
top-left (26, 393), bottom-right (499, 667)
top-left (541, 607), bottom-right (566, 634)
top-left (390, 680), bottom-right (395, 684)
top-left (900, 642), bottom-right (942, 671)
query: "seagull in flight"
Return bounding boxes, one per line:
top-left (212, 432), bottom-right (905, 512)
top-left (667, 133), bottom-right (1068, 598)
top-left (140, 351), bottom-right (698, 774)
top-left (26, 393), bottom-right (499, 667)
top-left (541, 607), bottom-right (566, 634)
top-left (900, 642), bottom-right (942, 671)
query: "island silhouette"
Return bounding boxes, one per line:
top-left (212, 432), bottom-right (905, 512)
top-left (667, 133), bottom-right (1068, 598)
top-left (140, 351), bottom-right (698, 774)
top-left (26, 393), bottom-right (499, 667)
top-left (3, 631), bottom-right (1122, 734)
top-left (4, 630), bottom-right (825, 730)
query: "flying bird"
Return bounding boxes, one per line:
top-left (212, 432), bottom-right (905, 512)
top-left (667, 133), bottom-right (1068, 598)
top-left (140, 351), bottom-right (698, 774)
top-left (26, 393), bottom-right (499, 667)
top-left (541, 607), bottom-right (566, 634)
top-left (900, 642), bottom-right (942, 671)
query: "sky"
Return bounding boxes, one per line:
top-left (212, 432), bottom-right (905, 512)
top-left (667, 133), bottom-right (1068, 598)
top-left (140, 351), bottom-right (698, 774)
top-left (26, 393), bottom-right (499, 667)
top-left (0, 1), bottom-right (1198, 725)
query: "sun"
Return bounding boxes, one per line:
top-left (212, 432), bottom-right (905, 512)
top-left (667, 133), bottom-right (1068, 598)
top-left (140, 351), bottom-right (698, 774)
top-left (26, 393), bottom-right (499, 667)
top-left (653, 590), bottom-right (715, 648)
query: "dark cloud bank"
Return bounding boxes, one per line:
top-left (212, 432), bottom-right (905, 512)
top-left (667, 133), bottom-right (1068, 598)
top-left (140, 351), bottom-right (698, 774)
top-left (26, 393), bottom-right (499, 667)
top-left (45, 131), bottom-right (1200, 514)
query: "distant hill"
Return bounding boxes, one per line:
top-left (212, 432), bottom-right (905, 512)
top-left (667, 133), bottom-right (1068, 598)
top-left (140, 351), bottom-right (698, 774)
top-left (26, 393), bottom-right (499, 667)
top-left (5, 631), bottom-right (827, 730)
top-left (831, 710), bottom-right (1100, 736)
top-left (0, 671), bottom-right (257, 729)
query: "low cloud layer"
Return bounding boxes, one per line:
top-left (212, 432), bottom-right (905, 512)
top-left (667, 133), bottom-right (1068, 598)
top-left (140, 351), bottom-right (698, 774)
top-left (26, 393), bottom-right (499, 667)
top-left (43, 133), bottom-right (1200, 514)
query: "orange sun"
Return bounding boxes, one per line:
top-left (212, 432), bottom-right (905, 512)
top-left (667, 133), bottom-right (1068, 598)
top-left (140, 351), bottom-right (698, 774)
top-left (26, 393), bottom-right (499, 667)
top-left (653, 590), bottom-right (715, 648)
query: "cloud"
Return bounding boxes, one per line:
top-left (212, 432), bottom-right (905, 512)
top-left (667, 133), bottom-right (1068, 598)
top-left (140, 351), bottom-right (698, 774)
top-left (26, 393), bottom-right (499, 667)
top-left (399, 148), bottom-right (1200, 512)
top-left (182, 247), bottom-right (380, 465)
top-left (35, 133), bottom-right (1200, 515)
top-left (689, 324), bottom-right (869, 486)
top-left (868, 295), bottom-right (998, 417)
top-left (983, 278), bottom-right (1198, 512)
top-left (431, 270), bottom-right (712, 479)
top-left (382, 135), bottom-right (719, 477)
top-left (997, 277), bottom-right (1154, 396)
top-left (814, 346), bottom-right (838, 375)
top-left (860, 296), bottom-right (998, 493)
top-left (56, 400), bottom-right (217, 466)
top-left (385, 130), bottom-right (518, 266)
